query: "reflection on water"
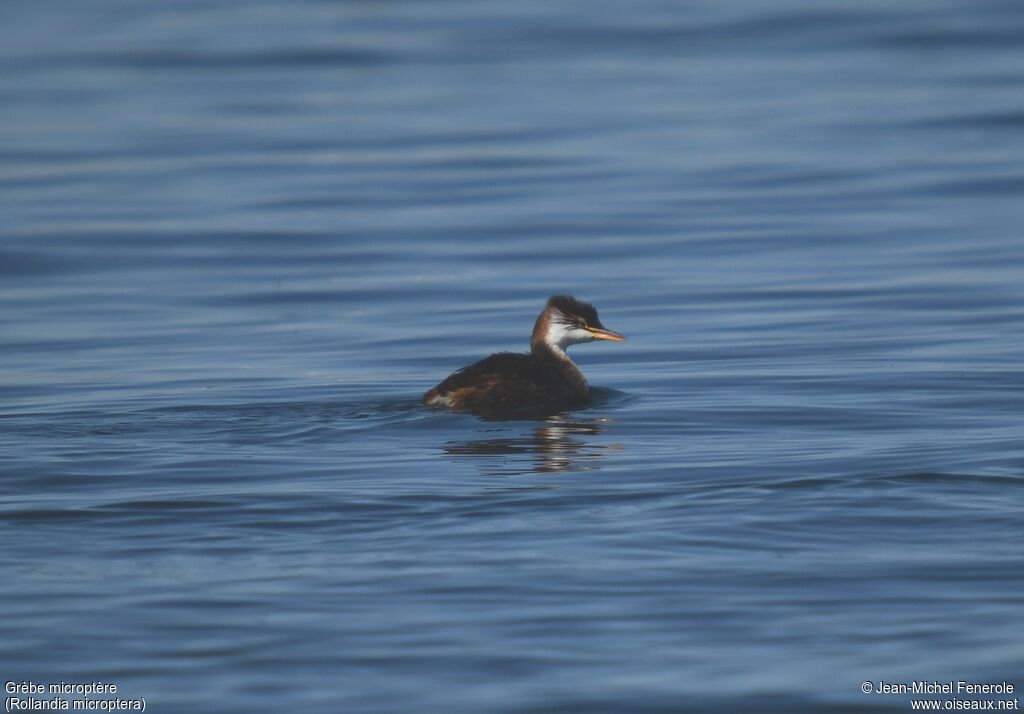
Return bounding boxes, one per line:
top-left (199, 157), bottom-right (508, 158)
top-left (443, 417), bottom-right (616, 475)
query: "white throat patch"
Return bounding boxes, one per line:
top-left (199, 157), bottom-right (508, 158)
top-left (544, 310), bottom-right (595, 354)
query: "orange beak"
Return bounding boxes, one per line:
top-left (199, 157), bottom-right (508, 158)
top-left (587, 326), bottom-right (626, 342)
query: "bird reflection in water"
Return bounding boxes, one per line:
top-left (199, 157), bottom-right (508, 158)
top-left (443, 416), bottom-right (617, 475)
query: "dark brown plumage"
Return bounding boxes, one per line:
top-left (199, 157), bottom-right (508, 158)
top-left (423, 295), bottom-right (625, 418)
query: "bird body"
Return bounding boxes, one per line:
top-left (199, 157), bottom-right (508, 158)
top-left (424, 295), bottom-right (624, 418)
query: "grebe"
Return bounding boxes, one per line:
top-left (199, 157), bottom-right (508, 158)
top-left (423, 295), bottom-right (625, 417)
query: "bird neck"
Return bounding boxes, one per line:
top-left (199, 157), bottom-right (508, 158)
top-left (531, 340), bottom-right (588, 398)
top-left (531, 339), bottom-right (571, 362)
top-left (530, 308), bottom-right (553, 352)
top-left (530, 306), bottom-right (577, 356)
top-left (530, 308), bottom-right (589, 399)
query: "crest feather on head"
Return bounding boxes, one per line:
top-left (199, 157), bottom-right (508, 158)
top-left (546, 294), bottom-right (599, 324)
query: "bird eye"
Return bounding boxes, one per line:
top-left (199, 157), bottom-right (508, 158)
top-left (578, 319), bottom-right (588, 329)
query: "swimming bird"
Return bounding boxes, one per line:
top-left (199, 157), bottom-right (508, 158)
top-left (423, 295), bottom-right (625, 417)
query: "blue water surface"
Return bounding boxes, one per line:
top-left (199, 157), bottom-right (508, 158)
top-left (2, 1), bottom-right (1023, 712)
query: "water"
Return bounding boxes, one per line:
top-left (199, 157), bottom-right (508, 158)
top-left (2, 1), bottom-right (1024, 712)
